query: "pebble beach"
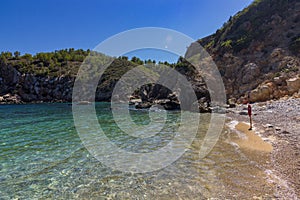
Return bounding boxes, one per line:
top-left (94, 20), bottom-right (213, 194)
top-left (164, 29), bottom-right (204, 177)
top-left (227, 97), bottom-right (300, 199)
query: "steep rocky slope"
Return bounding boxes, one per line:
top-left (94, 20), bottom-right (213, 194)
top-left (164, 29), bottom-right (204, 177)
top-left (187, 0), bottom-right (300, 103)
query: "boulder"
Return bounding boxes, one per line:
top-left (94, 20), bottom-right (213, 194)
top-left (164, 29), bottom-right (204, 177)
top-left (167, 92), bottom-right (178, 101)
top-left (0, 93), bottom-right (22, 103)
top-left (273, 76), bottom-right (286, 86)
top-left (228, 98), bottom-right (236, 108)
top-left (135, 102), bottom-right (152, 109)
top-left (3, 94), bottom-right (10, 99)
top-left (270, 48), bottom-right (286, 63)
top-left (199, 103), bottom-right (212, 113)
top-left (249, 84), bottom-right (273, 102)
top-left (286, 77), bottom-right (300, 94)
top-left (273, 89), bottom-right (288, 99)
top-left (129, 98), bottom-right (142, 105)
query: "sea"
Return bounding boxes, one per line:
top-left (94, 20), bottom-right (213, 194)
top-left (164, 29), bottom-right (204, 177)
top-left (0, 103), bottom-right (276, 199)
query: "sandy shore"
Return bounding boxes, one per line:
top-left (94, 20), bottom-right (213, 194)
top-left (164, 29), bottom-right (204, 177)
top-left (226, 97), bottom-right (300, 199)
top-left (232, 122), bottom-right (273, 152)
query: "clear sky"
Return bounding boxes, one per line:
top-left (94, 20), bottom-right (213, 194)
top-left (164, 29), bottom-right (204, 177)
top-left (0, 0), bottom-right (253, 62)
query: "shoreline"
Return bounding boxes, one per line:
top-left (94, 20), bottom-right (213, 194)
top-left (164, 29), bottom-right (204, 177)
top-left (226, 97), bottom-right (300, 199)
top-left (229, 121), bottom-right (273, 153)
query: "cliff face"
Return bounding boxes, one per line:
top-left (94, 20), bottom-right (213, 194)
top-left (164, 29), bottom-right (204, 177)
top-left (187, 0), bottom-right (300, 102)
top-left (0, 64), bottom-right (74, 103)
top-left (0, 48), bottom-right (209, 106)
top-left (0, 57), bottom-right (137, 104)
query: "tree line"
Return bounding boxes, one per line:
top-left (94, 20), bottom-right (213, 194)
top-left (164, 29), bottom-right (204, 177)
top-left (0, 48), bottom-right (188, 77)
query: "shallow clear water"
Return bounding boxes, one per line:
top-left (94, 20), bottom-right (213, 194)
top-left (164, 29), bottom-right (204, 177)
top-left (0, 103), bottom-right (275, 199)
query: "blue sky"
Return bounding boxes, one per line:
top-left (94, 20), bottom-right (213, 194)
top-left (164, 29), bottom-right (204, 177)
top-left (0, 0), bottom-right (253, 62)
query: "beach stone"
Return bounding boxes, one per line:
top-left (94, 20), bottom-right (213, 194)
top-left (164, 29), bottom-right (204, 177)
top-left (265, 124), bottom-right (274, 128)
top-left (228, 98), bottom-right (236, 108)
top-left (292, 90), bottom-right (300, 98)
top-left (239, 111), bottom-right (248, 115)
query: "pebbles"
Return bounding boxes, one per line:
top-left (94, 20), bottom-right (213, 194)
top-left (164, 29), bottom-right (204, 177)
top-left (227, 97), bottom-right (300, 198)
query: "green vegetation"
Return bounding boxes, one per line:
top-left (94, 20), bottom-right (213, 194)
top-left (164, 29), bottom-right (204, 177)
top-left (130, 56), bottom-right (143, 65)
top-left (202, 0), bottom-right (295, 53)
top-left (221, 40), bottom-right (232, 49)
top-left (0, 48), bottom-right (90, 76)
top-left (234, 0), bottom-right (262, 20)
top-left (204, 40), bottom-right (215, 49)
top-left (0, 49), bottom-right (190, 80)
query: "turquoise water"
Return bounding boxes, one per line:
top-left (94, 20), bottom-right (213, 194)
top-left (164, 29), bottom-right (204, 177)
top-left (0, 103), bottom-right (275, 199)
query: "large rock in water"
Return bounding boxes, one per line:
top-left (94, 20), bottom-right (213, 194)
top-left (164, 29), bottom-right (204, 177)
top-left (139, 84), bottom-right (172, 102)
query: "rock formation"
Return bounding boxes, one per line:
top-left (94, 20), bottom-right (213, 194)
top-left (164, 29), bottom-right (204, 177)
top-left (188, 0), bottom-right (300, 103)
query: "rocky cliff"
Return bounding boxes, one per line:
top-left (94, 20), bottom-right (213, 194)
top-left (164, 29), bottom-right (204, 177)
top-left (0, 54), bottom-right (137, 104)
top-left (0, 64), bottom-right (74, 103)
top-left (0, 49), bottom-right (209, 107)
top-left (187, 0), bottom-right (300, 103)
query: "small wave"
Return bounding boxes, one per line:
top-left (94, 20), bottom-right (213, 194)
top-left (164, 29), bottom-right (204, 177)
top-left (226, 120), bottom-right (239, 130)
top-left (226, 120), bottom-right (247, 139)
